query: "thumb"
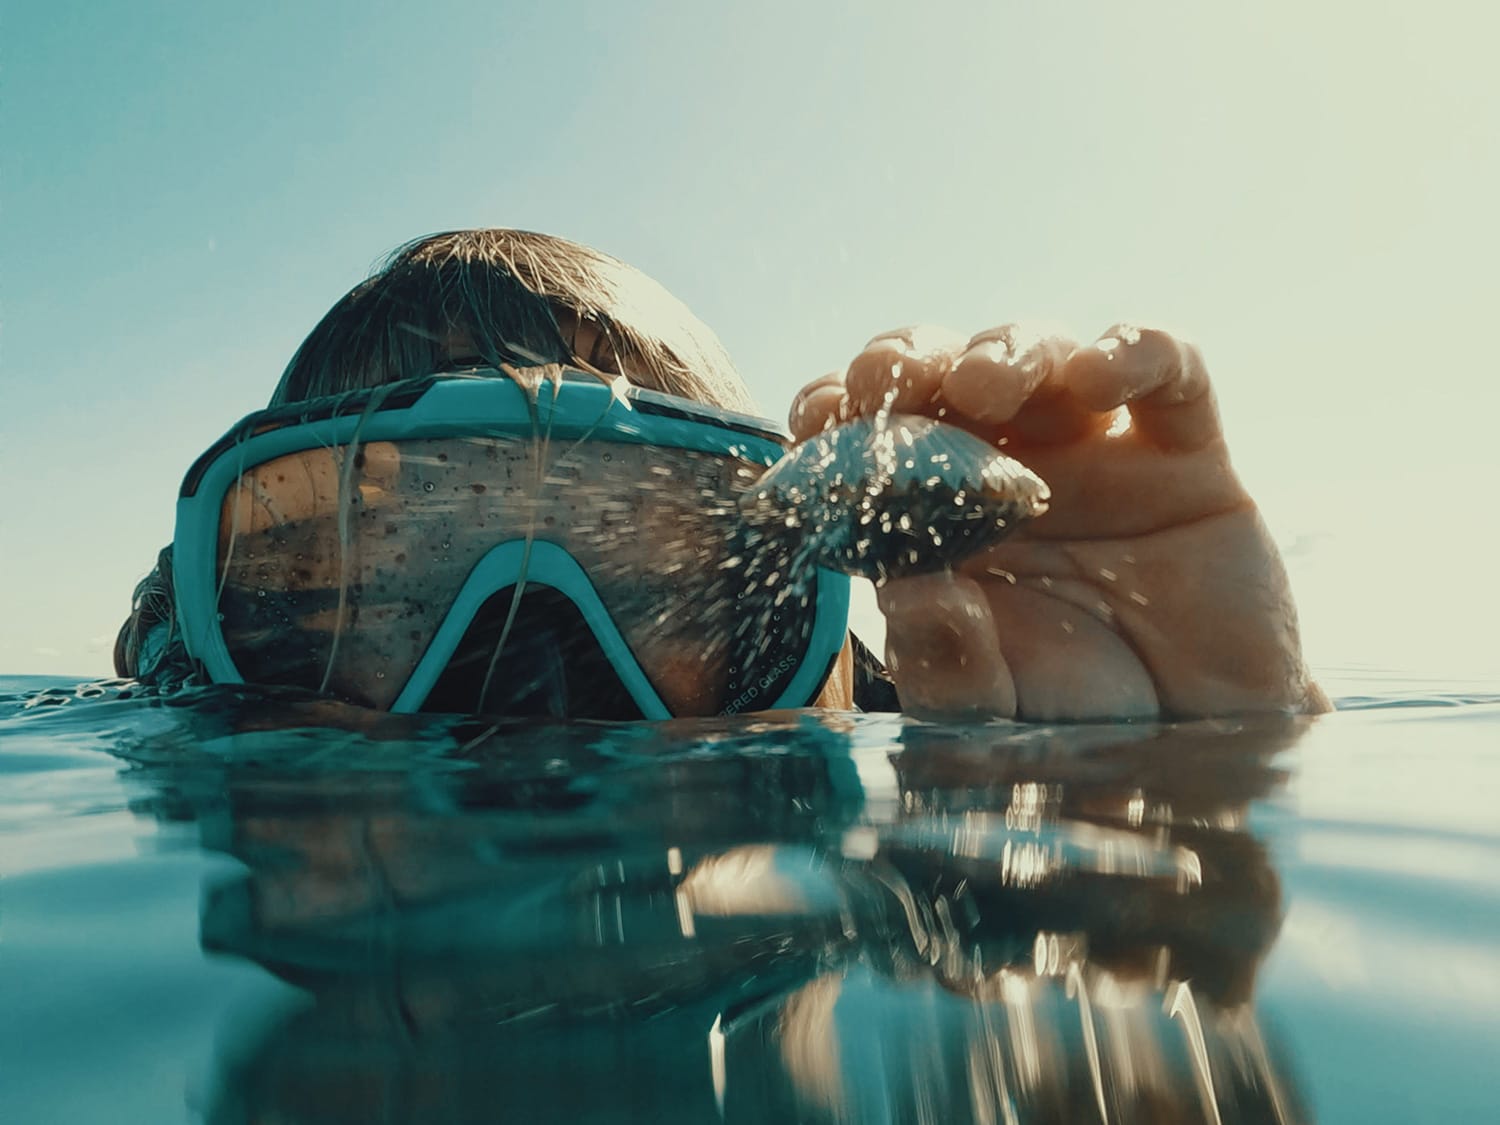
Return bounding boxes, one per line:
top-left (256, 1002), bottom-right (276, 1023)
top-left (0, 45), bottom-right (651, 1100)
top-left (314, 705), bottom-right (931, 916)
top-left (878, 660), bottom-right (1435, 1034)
top-left (878, 572), bottom-right (1016, 720)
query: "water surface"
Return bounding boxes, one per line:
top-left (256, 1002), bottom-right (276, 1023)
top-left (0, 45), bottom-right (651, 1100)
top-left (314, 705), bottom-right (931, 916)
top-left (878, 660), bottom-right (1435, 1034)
top-left (2, 673), bottom-right (1496, 1123)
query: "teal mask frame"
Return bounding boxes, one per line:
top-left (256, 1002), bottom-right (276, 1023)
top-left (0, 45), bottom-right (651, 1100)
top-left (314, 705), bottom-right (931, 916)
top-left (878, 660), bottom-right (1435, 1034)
top-left (172, 371), bottom-right (851, 718)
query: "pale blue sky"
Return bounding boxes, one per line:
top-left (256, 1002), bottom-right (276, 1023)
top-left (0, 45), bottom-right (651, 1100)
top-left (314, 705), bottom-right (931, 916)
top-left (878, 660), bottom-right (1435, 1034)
top-left (3, 0), bottom-right (1497, 678)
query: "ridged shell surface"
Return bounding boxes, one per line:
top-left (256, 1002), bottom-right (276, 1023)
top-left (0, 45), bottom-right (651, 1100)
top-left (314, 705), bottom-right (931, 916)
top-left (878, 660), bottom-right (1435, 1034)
top-left (740, 415), bottom-right (1049, 580)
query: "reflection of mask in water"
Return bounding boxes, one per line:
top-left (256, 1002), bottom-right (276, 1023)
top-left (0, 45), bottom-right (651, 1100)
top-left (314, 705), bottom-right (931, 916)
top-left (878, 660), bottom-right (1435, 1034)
top-left (741, 414), bottom-right (1050, 581)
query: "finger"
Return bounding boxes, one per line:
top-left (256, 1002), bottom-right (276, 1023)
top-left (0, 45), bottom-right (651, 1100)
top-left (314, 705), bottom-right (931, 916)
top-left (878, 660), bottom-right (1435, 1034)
top-left (1064, 326), bottom-right (1222, 450)
top-left (939, 326), bottom-right (1101, 444)
top-left (843, 324), bottom-right (965, 417)
top-left (788, 371), bottom-right (846, 440)
top-left (878, 572), bottom-right (1017, 720)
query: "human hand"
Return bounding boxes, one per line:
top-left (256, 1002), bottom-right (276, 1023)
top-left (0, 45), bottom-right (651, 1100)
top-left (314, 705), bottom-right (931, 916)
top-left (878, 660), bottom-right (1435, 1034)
top-left (790, 325), bottom-right (1329, 721)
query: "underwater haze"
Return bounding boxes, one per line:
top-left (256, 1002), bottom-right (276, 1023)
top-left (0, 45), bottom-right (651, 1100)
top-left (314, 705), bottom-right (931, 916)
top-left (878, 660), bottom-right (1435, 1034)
top-left (3, 673), bottom-right (1499, 1123)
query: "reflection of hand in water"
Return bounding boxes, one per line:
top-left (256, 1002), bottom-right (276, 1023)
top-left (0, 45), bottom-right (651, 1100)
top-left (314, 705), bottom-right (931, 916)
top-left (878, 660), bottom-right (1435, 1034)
top-left (124, 700), bottom-right (1313, 1123)
top-left (738, 716), bottom-right (1311, 1125)
top-left (790, 324), bottom-right (1331, 723)
top-left (885, 718), bottom-right (1295, 1007)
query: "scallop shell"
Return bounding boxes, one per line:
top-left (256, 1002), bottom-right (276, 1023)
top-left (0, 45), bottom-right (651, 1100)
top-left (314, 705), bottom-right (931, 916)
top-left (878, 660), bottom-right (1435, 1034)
top-left (740, 415), bottom-right (1050, 580)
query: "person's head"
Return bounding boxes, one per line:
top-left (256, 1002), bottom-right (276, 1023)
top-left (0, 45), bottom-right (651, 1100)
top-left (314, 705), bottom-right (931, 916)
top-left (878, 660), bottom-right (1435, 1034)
top-left (134, 229), bottom-right (856, 715)
top-left (272, 229), bottom-right (758, 414)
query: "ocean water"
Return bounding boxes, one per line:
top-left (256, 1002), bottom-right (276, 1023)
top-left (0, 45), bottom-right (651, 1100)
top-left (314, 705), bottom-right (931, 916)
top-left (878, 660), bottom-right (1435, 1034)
top-left (1, 672), bottom-right (1496, 1123)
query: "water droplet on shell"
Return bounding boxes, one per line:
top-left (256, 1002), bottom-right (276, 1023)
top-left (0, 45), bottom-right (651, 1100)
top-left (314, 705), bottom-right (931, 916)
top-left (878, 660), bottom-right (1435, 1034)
top-left (740, 415), bottom-right (1049, 580)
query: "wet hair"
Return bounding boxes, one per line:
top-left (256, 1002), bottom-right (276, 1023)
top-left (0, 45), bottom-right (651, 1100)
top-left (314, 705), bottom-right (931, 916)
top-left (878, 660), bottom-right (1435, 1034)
top-left (271, 229), bottom-right (757, 414)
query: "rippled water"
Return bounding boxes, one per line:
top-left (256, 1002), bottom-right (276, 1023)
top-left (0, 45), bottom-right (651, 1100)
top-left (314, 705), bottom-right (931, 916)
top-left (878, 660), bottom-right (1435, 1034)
top-left (2, 673), bottom-right (1496, 1123)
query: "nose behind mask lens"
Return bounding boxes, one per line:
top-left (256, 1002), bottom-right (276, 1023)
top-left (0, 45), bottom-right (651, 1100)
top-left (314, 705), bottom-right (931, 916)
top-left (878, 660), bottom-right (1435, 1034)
top-left (419, 585), bottom-right (645, 721)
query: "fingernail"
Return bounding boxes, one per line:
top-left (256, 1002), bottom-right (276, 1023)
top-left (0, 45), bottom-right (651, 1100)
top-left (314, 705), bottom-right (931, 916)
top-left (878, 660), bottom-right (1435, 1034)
top-left (960, 338), bottom-right (1014, 368)
top-left (1096, 324), bottom-right (1142, 354)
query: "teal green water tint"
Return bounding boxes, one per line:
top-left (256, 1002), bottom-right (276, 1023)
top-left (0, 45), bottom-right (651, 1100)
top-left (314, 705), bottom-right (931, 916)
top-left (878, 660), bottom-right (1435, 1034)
top-left (3, 675), bottom-right (1497, 1122)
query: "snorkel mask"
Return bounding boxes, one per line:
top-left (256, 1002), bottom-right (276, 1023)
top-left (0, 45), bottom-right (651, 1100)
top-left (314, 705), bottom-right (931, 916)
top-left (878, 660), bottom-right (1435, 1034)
top-left (172, 369), bottom-right (851, 719)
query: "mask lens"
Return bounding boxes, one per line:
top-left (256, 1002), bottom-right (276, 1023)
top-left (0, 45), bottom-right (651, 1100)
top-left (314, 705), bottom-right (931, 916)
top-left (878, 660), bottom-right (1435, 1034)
top-left (213, 433), bottom-right (814, 714)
